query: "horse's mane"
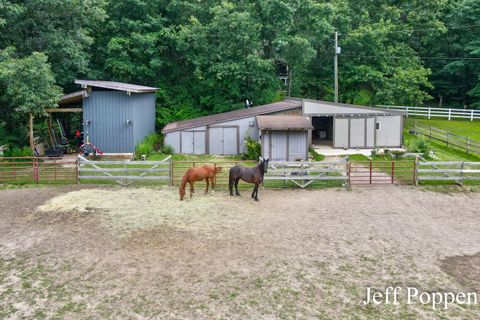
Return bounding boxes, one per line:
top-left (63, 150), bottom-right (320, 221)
top-left (180, 169), bottom-right (190, 192)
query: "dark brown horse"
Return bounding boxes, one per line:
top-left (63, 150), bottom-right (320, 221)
top-left (229, 158), bottom-right (269, 201)
top-left (179, 165), bottom-right (222, 201)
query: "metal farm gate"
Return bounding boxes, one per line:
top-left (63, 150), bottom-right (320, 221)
top-left (348, 160), bottom-right (416, 186)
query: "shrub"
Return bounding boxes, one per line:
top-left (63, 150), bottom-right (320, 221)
top-left (308, 147), bottom-right (325, 161)
top-left (242, 136), bottom-right (261, 160)
top-left (161, 144), bottom-right (174, 155)
top-left (407, 139), bottom-right (432, 158)
top-left (135, 133), bottom-right (163, 159)
top-left (3, 146), bottom-right (33, 158)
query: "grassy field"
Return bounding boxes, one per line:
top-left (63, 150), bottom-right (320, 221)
top-left (405, 118), bottom-right (480, 141)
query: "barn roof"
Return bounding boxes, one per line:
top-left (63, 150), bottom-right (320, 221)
top-left (59, 90), bottom-right (87, 105)
top-left (75, 80), bottom-right (158, 93)
top-left (256, 116), bottom-right (313, 130)
top-left (162, 100), bottom-right (302, 133)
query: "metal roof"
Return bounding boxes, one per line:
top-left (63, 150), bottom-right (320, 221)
top-left (59, 90), bottom-right (87, 105)
top-left (291, 97), bottom-right (406, 116)
top-left (256, 115), bottom-right (313, 130)
top-left (75, 80), bottom-right (158, 93)
top-left (162, 100), bottom-right (302, 133)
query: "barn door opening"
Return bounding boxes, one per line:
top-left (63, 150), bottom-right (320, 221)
top-left (312, 116), bottom-right (333, 146)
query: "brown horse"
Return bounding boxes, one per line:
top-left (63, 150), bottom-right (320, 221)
top-left (179, 165), bottom-right (222, 201)
top-left (229, 158), bottom-right (269, 201)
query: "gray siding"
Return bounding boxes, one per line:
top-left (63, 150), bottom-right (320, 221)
top-left (333, 118), bottom-right (349, 148)
top-left (132, 93), bottom-right (156, 147)
top-left (164, 131), bottom-right (180, 153)
top-left (261, 131), bottom-right (308, 161)
top-left (83, 91), bottom-right (155, 153)
top-left (83, 91), bottom-right (133, 153)
top-left (333, 115), bottom-right (402, 148)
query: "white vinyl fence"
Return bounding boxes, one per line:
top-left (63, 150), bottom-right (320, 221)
top-left (377, 105), bottom-right (480, 121)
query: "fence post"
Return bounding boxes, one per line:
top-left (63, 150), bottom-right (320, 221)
top-left (460, 161), bottom-right (465, 186)
top-left (446, 132), bottom-right (449, 148)
top-left (428, 107), bottom-right (431, 119)
top-left (406, 106), bottom-right (409, 117)
top-left (429, 126), bottom-right (432, 140)
top-left (448, 109), bottom-right (451, 120)
top-left (75, 158), bottom-right (80, 184)
top-left (391, 161), bottom-right (395, 184)
top-left (466, 138), bottom-right (470, 154)
top-left (33, 158), bottom-right (39, 184)
top-left (471, 109), bottom-right (474, 122)
top-left (169, 159), bottom-right (173, 186)
top-left (347, 162), bottom-right (351, 187)
top-left (369, 161), bottom-right (372, 184)
top-left (414, 157), bottom-right (418, 186)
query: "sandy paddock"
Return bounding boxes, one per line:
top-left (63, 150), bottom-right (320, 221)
top-left (0, 185), bottom-right (480, 319)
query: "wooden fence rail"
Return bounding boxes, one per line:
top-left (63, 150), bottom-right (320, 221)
top-left (377, 105), bottom-right (480, 121)
top-left (412, 122), bottom-right (480, 156)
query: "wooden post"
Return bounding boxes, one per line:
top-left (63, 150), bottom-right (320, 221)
top-left (466, 137), bottom-right (470, 154)
top-left (391, 161), bottom-right (395, 184)
top-left (29, 113), bottom-right (34, 151)
top-left (48, 113), bottom-right (54, 146)
top-left (369, 161), bottom-right (372, 184)
top-left (446, 132), bottom-right (449, 148)
top-left (448, 109), bottom-right (451, 121)
top-left (76, 158), bottom-right (80, 185)
top-left (413, 157), bottom-right (418, 186)
top-left (169, 159), bottom-right (173, 186)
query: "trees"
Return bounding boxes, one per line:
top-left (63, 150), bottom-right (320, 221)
top-left (0, 49), bottom-right (62, 147)
top-left (0, 0), bottom-right (478, 147)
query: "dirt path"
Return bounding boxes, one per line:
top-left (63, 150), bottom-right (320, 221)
top-left (1, 186), bottom-right (480, 319)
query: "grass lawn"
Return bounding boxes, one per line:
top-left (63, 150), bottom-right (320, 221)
top-left (403, 129), bottom-right (480, 162)
top-left (404, 118), bottom-right (480, 141)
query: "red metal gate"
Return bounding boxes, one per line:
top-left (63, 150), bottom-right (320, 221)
top-left (348, 161), bottom-right (416, 186)
top-left (0, 157), bottom-right (78, 184)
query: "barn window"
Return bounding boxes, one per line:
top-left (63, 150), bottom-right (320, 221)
top-left (376, 122), bottom-right (381, 130)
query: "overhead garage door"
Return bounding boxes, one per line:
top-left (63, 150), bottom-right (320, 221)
top-left (181, 131), bottom-right (206, 154)
top-left (208, 126), bottom-right (239, 155)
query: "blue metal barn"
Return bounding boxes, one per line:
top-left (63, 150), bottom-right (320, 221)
top-left (60, 80), bottom-right (158, 154)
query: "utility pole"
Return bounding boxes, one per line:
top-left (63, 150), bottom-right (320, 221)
top-left (334, 31), bottom-right (340, 103)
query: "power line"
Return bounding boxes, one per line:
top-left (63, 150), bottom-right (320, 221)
top-left (342, 54), bottom-right (480, 61)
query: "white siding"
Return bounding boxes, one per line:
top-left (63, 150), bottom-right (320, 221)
top-left (376, 116), bottom-right (402, 147)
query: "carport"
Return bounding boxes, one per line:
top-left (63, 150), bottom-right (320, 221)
top-left (257, 115), bottom-right (313, 161)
